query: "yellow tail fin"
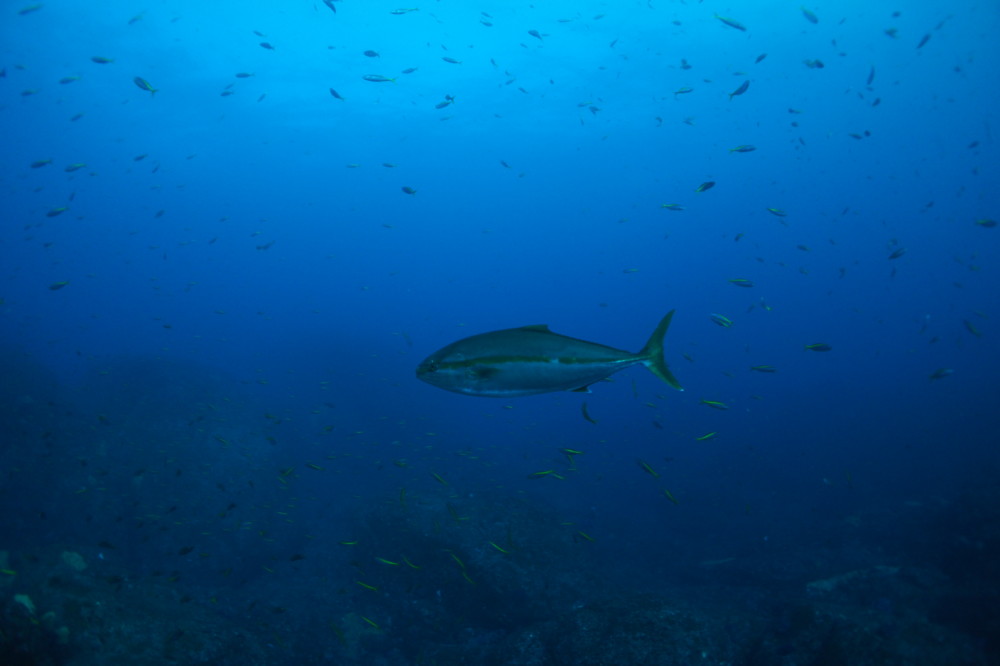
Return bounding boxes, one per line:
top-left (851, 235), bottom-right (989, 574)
top-left (639, 310), bottom-right (683, 390)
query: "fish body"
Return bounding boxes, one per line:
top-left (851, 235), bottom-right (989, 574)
top-left (363, 74), bottom-right (395, 83)
top-left (417, 311), bottom-right (682, 397)
top-left (728, 80), bottom-right (749, 100)
top-left (714, 14), bottom-right (746, 31)
top-left (133, 76), bottom-right (158, 95)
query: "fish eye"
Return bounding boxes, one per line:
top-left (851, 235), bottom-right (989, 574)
top-left (423, 360), bottom-right (438, 373)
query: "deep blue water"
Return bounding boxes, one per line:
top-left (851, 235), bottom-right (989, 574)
top-left (2, 1), bottom-right (999, 664)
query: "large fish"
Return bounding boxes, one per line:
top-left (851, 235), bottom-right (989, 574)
top-left (416, 311), bottom-right (683, 397)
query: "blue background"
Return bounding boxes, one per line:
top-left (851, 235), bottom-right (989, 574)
top-left (2, 1), bottom-right (998, 663)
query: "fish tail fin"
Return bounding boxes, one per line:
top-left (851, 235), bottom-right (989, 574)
top-left (640, 310), bottom-right (683, 391)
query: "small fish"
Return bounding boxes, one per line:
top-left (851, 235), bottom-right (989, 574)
top-left (700, 399), bottom-right (729, 410)
top-left (362, 74), bottom-right (396, 83)
top-left (431, 471), bottom-right (448, 485)
top-left (695, 181), bottom-right (715, 193)
top-left (401, 186), bottom-right (417, 195)
top-left (766, 207), bottom-right (787, 217)
top-left (709, 314), bottom-right (733, 328)
top-left (755, 53), bottom-right (768, 64)
top-left (133, 76), bottom-right (158, 96)
top-left (728, 80), bottom-right (750, 100)
top-left (360, 616), bottom-right (379, 630)
top-left (662, 488), bottom-right (680, 505)
top-left (488, 541), bottom-right (510, 554)
top-left (528, 470), bottom-right (556, 479)
top-left (804, 59), bottom-right (825, 69)
top-left (355, 581), bottom-right (378, 591)
top-left (435, 94), bottom-right (455, 109)
top-left (322, 0), bottom-right (337, 13)
top-left (750, 365), bottom-right (777, 373)
top-left (339, 540), bottom-right (359, 546)
top-left (18, 4), bottom-right (43, 14)
top-left (375, 557), bottom-right (400, 566)
top-left (31, 159), bottom-right (52, 168)
top-left (49, 281), bottom-right (70, 290)
top-left (329, 88), bottom-right (344, 100)
top-left (235, 72), bottom-right (255, 78)
top-left (46, 207), bottom-right (69, 217)
top-left (928, 368), bottom-right (953, 380)
top-left (581, 401), bottom-right (598, 424)
top-left (441, 57), bottom-right (461, 64)
top-left (259, 42), bottom-right (275, 50)
top-left (91, 56), bottom-right (114, 64)
top-left (963, 320), bottom-right (982, 337)
top-left (728, 278), bottom-right (754, 287)
top-left (804, 343), bottom-right (832, 352)
top-left (714, 14), bottom-right (747, 31)
top-left (528, 29), bottom-right (543, 40)
top-left (695, 432), bottom-right (718, 441)
top-left (729, 144), bottom-right (756, 153)
top-left (916, 34), bottom-right (931, 49)
top-left (974, 219), bottom-right (997, 228)
top-left (866, 66), bottom-right (876, 86)
top-left (401, 67), bottom-right (419, 74)
top-left (64, 163), bottom-right (87, 172)
top-left (888, 247), bottom-right (907, 260)
top-left (59, 76), bottom-right (81, 84)
top-left (363, 50), bottom-right (380, 58)
top-left (673, 87), bottom-right (694, 97)
top-left (660, 204), bottom-right (685, 211)
top-left (638, 460), bottom-right (659, 478)
top-left (801, 7), bottom-right (819, 24)
top-left (576, 531), bottom-right (595, 542)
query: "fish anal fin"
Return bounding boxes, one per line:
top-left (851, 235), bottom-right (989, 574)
top-left (570, 385), bottom-right (592, 393)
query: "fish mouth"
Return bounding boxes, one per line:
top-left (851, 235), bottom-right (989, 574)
top-left (415, 359), bottom-right (438, 378)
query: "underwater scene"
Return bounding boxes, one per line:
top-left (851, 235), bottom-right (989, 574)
top-left (2, 1), bottom-right (999, 664)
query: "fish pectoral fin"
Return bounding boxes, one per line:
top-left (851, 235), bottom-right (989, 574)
top-left (570, 385), bottom-right (593, 393)
top-left (517, 324), bottom-right (551, 332)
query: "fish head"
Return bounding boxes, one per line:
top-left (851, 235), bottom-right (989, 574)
top-left (416, 348), bottom-right (500, 396)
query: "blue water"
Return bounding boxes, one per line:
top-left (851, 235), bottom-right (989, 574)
top-left (2, 2), bottom-right (998, 664)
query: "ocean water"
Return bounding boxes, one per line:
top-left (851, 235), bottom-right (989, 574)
top-left (2, 1), bottom-right (998, 664)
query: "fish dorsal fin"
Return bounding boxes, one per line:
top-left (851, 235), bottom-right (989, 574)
top-left (518, 324), bottom-right (551, 332)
